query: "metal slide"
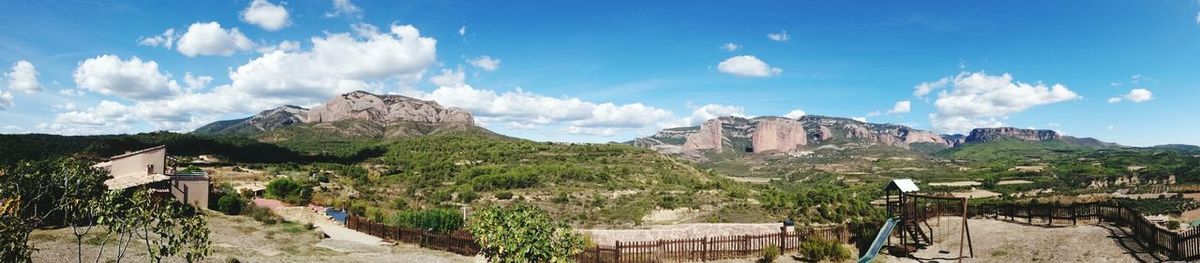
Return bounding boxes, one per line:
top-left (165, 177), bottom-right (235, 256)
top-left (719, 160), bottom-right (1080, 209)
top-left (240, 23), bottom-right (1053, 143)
top-left (857, 218), bottom-right (898, 263)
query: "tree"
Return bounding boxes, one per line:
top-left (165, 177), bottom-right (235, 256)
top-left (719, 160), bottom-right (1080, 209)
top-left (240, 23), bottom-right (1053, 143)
top-left (467, 202), bottom-right (584, 263)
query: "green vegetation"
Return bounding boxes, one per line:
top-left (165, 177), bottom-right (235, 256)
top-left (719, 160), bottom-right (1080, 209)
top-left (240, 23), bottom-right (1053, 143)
top-left (468, 203), bottom-right (584, 263)
top-left (798, 238), bottom-right (852, 262)
top-left (759, 244), bottom-right (780, 263)
top-left (387, 209), bottom-right (464, 233)
top-left (0, 158), bottom-right (210, 262)
top-left (266, 177), bottom-right (314, 205)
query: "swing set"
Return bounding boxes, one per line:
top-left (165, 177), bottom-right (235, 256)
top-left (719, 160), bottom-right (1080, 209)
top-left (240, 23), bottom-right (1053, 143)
top-left (883, 179), bottom-right (974, 262)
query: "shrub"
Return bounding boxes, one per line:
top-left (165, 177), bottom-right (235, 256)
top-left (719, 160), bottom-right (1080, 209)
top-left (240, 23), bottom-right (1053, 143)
top-left (458, 189), bottom-right (480, 203)
top-left (391, 198), bottom-right (409, 210)
top-left (216, 194), bottom-right (244, 215)
top-left (391, 209), bottom-right (464, 233)
top-left (266, 177), bottom-right (313, 205)
top-left (243, 204), bottom-right (280, 225)
top-left (798, 238), bottom-right (851, 262)
top-left (759, 244), bottom-right (779, 263)
top-left (551, 193), bottom-right (570, 204)
top-left (495, 191), bottom-right (514, 200)
top-left (468, 202), bottom-right (585, 263)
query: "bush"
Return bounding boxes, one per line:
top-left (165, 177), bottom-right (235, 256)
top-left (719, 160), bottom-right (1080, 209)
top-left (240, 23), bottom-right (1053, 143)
top-left (266, 177), bottom-right (312, 205)
top-left (244, 205), bottom-right (280, 225)
top-left (391, 209), bottom-right (464, 233)
top-left (468, 202), bottom-right (585, 263)
top-left (216, 194), bottom-right (244, 215)
top-left (798, 238), bottom-right (851, 262)
top-left (551, 193), bottom-right (570, 204)
top-left (458, 190), bottom-right (480, 203)
top-left (759, 244), bottom-right (779, 263)
top-left (495, 191), bottom-right (514, 200)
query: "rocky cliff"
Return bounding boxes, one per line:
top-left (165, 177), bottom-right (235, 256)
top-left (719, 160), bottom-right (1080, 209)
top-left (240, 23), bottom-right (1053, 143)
top-left (306, 91), bottom-right (473, 125)
top-left (194, 91), bottom-right (476, 137)
top-left (963, 127), bottom-right (1060, 143)
top-left (636, 115), bottom-right (955, 156)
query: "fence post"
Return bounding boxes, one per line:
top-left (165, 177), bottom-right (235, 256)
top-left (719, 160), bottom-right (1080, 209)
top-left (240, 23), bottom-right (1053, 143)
top-left (615, 241), bottom-right (622, 263)
top-left (779, 226), bottom-right (787, 252)
top-left (702, 237), bottom-right (709, 261)
top-left (1072, 206), bottom-right (1078, 225)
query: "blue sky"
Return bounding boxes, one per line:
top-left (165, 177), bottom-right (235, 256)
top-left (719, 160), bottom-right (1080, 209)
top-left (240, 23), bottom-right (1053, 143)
top-left (0, 1), bottom-right (1198, 146)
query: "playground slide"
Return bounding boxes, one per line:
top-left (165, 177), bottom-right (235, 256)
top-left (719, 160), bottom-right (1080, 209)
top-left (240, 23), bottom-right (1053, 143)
top-left (857, 218), bottom-right (898, 263)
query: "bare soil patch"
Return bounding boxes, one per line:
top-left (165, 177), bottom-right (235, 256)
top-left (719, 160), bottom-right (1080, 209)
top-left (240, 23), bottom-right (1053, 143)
top-left (930, 181), bottom-right (982, 187)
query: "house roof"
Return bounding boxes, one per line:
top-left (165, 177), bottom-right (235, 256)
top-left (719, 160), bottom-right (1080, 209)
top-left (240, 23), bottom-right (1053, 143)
top-left (108, 145), bottom-right (166, 161)
top-left (104, 173), bottom-right (170, 190)
top-left (886, 179), bottom-right (920, 193)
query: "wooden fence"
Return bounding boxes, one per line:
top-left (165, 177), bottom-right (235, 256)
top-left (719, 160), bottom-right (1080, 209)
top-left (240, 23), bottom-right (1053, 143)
top-left (345, 215), bottom-right (481, 256)
top-left (961, 202), bottom-right (1200, 260)
top-left (574, 225), bottom-right (854, 263)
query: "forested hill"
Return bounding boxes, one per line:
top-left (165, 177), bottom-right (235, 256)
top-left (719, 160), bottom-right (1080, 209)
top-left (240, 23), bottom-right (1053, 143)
top-left (0, 132), bottom-right (382, 165)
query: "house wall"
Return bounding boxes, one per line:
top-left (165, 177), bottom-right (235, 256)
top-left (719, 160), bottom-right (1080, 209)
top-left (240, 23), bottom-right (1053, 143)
top-left (110, 147), bottom-right (166, 177)
top-left (171, 178), bottom-right (210, 208)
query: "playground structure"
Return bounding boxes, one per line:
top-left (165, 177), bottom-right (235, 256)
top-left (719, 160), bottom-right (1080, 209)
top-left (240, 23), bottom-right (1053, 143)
top-left (859, 179), bottom-right (974, 263)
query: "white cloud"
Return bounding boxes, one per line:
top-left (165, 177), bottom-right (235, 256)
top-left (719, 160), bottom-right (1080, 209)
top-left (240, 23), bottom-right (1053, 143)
top-left (1107, 97), bottom-right (1122, 103)
top-left (137, 28), bottom-right (178, 48)
top-left (6, 60), bottom-right (41, 94)
top-left (257, 40), bottom-right (301, 53)
top-left (52, 102), bottom-right (76, 111)
top-left (176, 22), bottom-right (254, 57)
top-left (469, 56), bottom-right (501, 71)
top-left (54, 100), bottom-right (136, 126)
top-left (680, 104), bottom-right (746, 126)
top-left (325, 0), bottom-right (362, 18)
top-left (852, 117), bottom-right (867, 122)
top-left (127, 23), bottom-right (439, 131)
top-left (182, 73), bottom-right (212, 92)
top-left (917, 72), bottom-right (1079, 133)
top-left (767, 30), bottom-right (789, 42)
top-left (59, 89), bottom-right (85, 97)
top-left (1124, 88), bottom-right (1153, 103)
top-left (720, 43), bottom-right (740, 51)
top-left (717, 55), bottom-right (781, 77)
top-left (887, 100), bottom-right (911, 114)
top-left (458, 26), bottom-right (467, 36)
top-left (241, 0), bottom-right (290, 31)
top-left (73, 55), bottom-right (182, 101)
top-left (0, 91), bottom-right (11, 110)
top-left (783, 109), bottom-right (806, 119)
top-left (418, 68), bottom-right (674, 131)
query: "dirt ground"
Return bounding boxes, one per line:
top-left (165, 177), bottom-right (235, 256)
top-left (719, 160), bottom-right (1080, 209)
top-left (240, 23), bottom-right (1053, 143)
top-left (582, 223), bottom-right (795, 246)
top-left (28, 211), bottom-right (480, 263)
top-left (884, 217), bottom-right (1149, 263)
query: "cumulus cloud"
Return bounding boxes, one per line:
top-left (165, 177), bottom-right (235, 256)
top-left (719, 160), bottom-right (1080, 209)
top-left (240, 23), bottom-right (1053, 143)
top-left (469, 56), bottom-right (501, 71)
top-left (783, 109), bottom-right (806, 119)
top-left (767, 30), bottom-right (789, 42)
top-left (176, 22), bottom-right (254, 57)
top-left (717, 55), bottom-right (781, 77)
top-left (256, 40), bottom-right (301, 53)
top-left (137, 28), bottom-right (178, 48)
top-left (1109, 88), bottom-right (1153, 103)
top-left (887, 100), bottom-right (911, 114)
top-left (679, 104), bottom-right (746, 126)
top-left (915, 72), bottom-right (1079, 133)
top-left (97, 23), bottom-right (438, 131)
top-left (325, 0), bottom-right (362, 18)
top-left (0, 91), bottom-right (11, 110)
top-left (241, 0), bottom-right (290, 31)
top-left (417, 68), bottom-right (674, 131)
top-left (54, 100), bottom-right (136, 126)
top-left (6, 60), bottom-right (42, 94)
top-left (721, 43), bottom-right (740, 51)
top-left (73, 55), bottom-right (182, 101)
top-left (852, 117), bottom-right (868, 122)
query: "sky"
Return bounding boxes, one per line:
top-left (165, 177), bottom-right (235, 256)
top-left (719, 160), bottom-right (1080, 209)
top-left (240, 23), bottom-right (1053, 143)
top-left (0, 1), bottom-right (1198, 146)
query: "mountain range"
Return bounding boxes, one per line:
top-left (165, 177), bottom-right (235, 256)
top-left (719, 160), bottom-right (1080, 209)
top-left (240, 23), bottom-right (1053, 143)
top-left (632, 115), bottom-right (1116, 159)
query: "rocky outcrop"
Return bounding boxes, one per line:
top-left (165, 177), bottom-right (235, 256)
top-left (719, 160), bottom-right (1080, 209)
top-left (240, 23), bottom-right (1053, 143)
top-left (682, 119), bottom-right (724, 151)
top-left (193, 105), bottom-right (308, 135)
top-left (751, 118), bottom-right (807, 153)
top-left (637, 115), bottom-right (958, 156)
top-left (306, 91), bottom-right (473, 125)
top-left (194, 91), bottom-right (476, 136)
top-left (964, 127), bottom-right (1059, 143)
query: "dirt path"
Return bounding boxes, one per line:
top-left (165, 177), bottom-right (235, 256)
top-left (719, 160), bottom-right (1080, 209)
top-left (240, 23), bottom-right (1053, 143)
top-left (28, 211), bottom-right (479, 263)
top-left (892, 217), bottom-right (1147, 263)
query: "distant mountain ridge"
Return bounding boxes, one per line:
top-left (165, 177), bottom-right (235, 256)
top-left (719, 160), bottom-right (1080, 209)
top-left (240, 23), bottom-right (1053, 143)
top-left (634, 114), bottom-right (1115, 157)
top-left (194, 91), bottom-right (483, 140)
